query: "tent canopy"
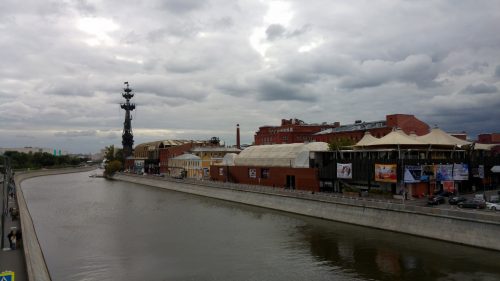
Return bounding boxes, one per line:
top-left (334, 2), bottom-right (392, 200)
top-left (416, 128), bottom-right (470, 147)
top-left (234, 142), bottom-right (328, 168)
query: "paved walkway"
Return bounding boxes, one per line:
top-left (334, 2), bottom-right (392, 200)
top-left (0, 184), bottom-right (28, 281)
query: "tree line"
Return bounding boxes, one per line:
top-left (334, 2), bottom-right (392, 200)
top-left (0, 151), bottom-right (86, 169)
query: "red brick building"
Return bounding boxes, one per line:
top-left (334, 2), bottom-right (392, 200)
top-left (210, 166), bottom-right (320, 192)
top-left (477, 133), bottom-right (500, 155)
top-left (210, 142), bottom-right (328, 192)
top-left (254, 118), bottom-right (340, 145)
top-left (314, 114), bottom-right (430, 144)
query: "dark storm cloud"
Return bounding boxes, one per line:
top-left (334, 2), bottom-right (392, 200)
top-left (461, 82), bottom-right (498, 95)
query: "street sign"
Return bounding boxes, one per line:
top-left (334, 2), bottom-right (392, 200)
top-left (0, 271), bottom-right (15, 281)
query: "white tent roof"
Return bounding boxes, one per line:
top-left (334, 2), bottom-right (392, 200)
top-left (354, 131), bottom-right (379, 147)
top-left (416, 127), bottom-right (470, 147)
top-left (367, 129), bottom-right (425, 146)
top-left (221, 153), bottom-right (238, 166)
top-left (474, 143), bottom-right (495, 150)
top-left (350, 127), bottom-right (493, 151)
top-left (172, 153), bottom-right (200, 160)
top-left (234, 142), bottom-right (329, 168)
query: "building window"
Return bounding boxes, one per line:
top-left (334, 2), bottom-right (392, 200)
top-left (261, 168), bottom-right (270, 179)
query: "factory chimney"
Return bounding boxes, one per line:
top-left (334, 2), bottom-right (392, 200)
top-left (236, 124), bottom-right (241, 149)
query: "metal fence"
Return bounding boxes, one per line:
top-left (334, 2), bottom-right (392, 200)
top-left (118, 172), bottom-right (500, 223)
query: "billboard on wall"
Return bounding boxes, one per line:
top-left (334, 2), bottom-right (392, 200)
top-left (453, 163), bottom-right (469, 181)
top-left (443, 180), bottom-right (455, 192)
top-left (435, 164), bottom-right (453, 181)
top-left (478, 165), bottom-right (484, 179)
top-left (404, 165), bottom-right (422, 183)
top-left (134, 160), bottom-right (145, 174)
top-left (375, 163), bottom-right (397, 183)
top-left (248, 168), bottom-right (256, 178)
top-left (337, 163), bottom-right (352, 179)
top-left (420, 165), bottom-right (435, 182)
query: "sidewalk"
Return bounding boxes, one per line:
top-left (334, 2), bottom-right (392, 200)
top-left (0, 188), bottom-right (28, 281)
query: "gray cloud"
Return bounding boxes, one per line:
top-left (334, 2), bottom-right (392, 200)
top-left (461, 82), bottom-right (498, 95)
top-left (266, 24), bottom-right (286, 41)
top-left (1, 0), bottom-right (500, 152)
top-left (159, 0), bottom-right (207, 14)
top-left (339, 54), bottom-right (439, 90)
top-left (54, 130), bottom-right (98, 137)
top-left (255, 78), bottom-right (315, 102)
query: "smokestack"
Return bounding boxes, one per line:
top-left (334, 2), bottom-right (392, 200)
top-left (236, 124), bottom-right (241, 149)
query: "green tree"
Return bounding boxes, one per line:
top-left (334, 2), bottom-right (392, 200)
top-left (104, 160), bottom-right (122, 176)
top-left (104, 145), bottom-right (116, 162)
top-left (328, 138), bottom-right (355, 152)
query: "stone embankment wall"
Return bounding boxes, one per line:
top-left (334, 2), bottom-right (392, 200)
top-left (114, 173), bottom-right (500, 251)
top-left (14, 166), bottom-right (96, 281)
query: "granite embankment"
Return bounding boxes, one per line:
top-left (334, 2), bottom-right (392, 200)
top-left (14, 166), bottom-right (96, 281)
top-left (114, 173), bottom-right (500, 251)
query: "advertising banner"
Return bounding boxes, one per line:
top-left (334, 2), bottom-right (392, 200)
top-left (248, 168), bottom-right (256, 178)
top-left (435, 164), bottom-right (453, 181)
top-left (404, 165), bottom-right (422, 183)
top-left (375, 163), bottom-right (397, 183)
top-left (443, 180), bottom-right (455, 192)
top-left (337, 163), bottom-right (353, 179)
top-left (472, 165), bottom-right (484, 179)
top-left (420, 165), bottom-right (435, 182)
top-left (134, 160), bottom-right (145, 174)
top-left (453, 163), bottom-right (469, 181)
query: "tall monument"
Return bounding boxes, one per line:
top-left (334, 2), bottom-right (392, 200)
top-left (121, 82), bottom-right (135, 159)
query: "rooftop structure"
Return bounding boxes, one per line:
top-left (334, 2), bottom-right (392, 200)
top-left (314, 114), bottom-right (430, 144)
top-left (254, 118), bottom-right (340, 145)
top-left (234, 142), bottom-right (328, 168)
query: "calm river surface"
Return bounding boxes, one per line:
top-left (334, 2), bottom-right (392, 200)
top-left (21, 170), bottom-right (500, 281)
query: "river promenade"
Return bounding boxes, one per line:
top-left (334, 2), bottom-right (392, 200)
top-left (0, 166), bottom-right (96, 281)
top-left (114, 172), bottom-right (500, 251)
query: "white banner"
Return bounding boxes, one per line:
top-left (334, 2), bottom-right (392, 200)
top-left (453, 163), bottom-right (469, 181)
top-left (337, 163), bottom-right (352, 179)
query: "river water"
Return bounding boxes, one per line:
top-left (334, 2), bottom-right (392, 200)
top-left (21, 170), bottom-right (500, 281)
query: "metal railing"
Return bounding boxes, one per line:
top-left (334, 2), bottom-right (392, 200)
top-left (117, 172), bottom-right (500, 223)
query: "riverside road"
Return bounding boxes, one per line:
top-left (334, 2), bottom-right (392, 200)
top-left (15, 170), bottom-right (500, 280)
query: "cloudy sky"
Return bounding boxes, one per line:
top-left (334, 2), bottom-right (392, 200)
top-left (1, 0), bottom-right (500, 153)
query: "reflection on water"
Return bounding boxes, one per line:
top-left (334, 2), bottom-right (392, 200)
top-left (21, 171), bottom-right (500, 281)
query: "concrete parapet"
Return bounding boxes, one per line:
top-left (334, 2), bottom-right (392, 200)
top-left (114, 173), bottom-right (500, 251)
top-left (14, 166), bottom-right (96, 281)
